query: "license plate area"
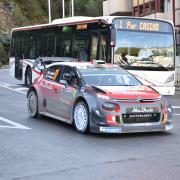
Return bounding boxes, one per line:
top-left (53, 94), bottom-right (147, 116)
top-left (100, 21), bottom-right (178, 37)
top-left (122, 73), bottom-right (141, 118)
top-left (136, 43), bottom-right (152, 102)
top-left (122, 113), bottom-right (160, 124)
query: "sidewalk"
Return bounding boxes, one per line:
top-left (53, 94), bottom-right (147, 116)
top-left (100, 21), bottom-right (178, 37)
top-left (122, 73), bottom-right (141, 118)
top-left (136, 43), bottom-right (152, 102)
top-left (0, 65), bottom-right (10, 69)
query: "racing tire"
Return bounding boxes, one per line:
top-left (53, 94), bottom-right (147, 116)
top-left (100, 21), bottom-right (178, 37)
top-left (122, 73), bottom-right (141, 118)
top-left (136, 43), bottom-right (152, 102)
top-left (73, 101), bottom-right (89, 134)
top-left (25, 67), bottom-right (32, 87)
top-left (27, 90), bottom-right (39, 118)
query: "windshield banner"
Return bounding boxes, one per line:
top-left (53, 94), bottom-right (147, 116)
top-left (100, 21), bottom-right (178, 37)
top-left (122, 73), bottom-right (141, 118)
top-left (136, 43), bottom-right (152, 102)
top-left (113, 18), bottom-right (173, 33)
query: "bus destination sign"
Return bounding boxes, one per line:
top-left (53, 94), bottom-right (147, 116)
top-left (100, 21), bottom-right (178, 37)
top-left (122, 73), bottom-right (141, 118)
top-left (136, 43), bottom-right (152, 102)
top-left (113, 18), bottom-right (173, 33)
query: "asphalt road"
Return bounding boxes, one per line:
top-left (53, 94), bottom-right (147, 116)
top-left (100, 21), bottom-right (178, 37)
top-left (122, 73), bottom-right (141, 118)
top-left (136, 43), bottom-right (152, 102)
top-left (0, 68), bottom-right (180, 180)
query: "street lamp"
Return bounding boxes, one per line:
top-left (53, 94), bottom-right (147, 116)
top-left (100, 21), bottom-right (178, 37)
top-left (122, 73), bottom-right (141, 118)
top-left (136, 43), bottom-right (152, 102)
top-left (48, 0), bottom-right (51, 23)
top-left (72, 0), bottom-right (74, 17)
top-left (62, 0), bottom-right (74, 18)
top-left (62, 0), bottom-right (65, 18)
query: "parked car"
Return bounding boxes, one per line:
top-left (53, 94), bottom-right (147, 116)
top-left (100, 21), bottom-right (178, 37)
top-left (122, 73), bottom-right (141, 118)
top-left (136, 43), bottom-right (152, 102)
top-left (27, 62), bottom-right (173, 133)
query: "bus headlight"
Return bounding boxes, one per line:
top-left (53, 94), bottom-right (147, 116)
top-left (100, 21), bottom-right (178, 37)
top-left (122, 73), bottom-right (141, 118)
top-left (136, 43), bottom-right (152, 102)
top-left (165, 74), bottom-right (174, 83)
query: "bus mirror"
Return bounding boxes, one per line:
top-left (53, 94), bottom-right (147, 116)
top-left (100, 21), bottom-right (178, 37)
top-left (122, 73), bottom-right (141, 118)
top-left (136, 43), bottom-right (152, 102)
top-left (111, 28), bottom-right (116, 47)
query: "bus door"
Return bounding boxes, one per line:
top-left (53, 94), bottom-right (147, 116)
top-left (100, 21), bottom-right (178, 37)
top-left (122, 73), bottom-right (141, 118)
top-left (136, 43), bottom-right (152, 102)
top-left (90, 32), bottom-right (99, 60)
top-left (90, 31), bottom-right (109, 62)
top-left (15, 37), bottom-right (23, 80)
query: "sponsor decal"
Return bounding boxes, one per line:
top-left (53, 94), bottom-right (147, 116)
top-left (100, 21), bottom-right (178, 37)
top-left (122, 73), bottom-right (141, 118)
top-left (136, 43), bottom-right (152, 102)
top-left (100, 127), bottom-right (121, 133)
top-left (72, 90), bottom-right (77, 98)
top-left (127, 107), bottom-right (158, 113)
top-left (165, 124), bottom-right (173, 131)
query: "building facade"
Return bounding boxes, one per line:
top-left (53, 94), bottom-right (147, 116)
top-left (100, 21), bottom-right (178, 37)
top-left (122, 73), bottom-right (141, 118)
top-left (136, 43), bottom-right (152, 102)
top-left (103, 0), bottom-right (180, 86)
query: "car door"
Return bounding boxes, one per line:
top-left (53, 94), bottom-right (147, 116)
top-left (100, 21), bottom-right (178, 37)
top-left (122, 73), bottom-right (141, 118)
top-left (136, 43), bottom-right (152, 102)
top-left (57, 66), bottom-right (80, 120)
top-left (39, 65), bottom-right (63, 115)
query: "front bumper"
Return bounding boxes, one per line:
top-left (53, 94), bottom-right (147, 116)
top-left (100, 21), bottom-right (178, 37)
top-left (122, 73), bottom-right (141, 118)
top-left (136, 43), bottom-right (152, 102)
top-left (90, 121), bottom-right (173, 134)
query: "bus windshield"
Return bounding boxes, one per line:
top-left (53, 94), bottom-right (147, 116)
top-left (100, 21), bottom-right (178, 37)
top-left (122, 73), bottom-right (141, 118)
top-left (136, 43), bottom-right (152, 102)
top-left (113, 19), bottom-right (174, 71)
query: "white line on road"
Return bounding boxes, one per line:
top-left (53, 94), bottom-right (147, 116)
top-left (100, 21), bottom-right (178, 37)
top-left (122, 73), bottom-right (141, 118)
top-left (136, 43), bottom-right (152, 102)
top-left (174, 114), bottom-right (180, 116)
top-left (15, 87), bottom-right (29, 91)
top-left (0, 82), bottom-right (26, 94)
top-left (0, 116), bottom-right (31, 130)
top-left (172, 106), bottom-right (180, 109)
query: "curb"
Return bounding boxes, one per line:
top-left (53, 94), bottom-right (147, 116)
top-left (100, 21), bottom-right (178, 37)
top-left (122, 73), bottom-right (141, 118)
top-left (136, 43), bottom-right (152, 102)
top-left (0, 65), bottom-right (10, 69)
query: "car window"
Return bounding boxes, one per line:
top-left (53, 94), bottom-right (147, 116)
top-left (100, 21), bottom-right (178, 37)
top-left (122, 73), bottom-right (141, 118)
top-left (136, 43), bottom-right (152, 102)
top-left (45, 65), bottom-right (62, 82)
top-left (61, 66), bottom-right (79, 87)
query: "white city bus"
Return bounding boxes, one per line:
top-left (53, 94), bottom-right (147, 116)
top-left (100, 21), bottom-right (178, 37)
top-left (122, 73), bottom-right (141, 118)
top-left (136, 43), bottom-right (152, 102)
top-left (9, 16), bottom-right (175, 95)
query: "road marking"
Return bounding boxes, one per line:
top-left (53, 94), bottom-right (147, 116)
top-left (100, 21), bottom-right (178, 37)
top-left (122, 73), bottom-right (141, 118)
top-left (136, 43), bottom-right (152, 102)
top-left (0, 116), bottom-right (31, 130)
top-left (15, 87), bottom-right (29, 91)
top-left (172, 106), bottom-right (180, 109)
top-left (174, 114), bottom-right (180, 116)
top-left (0, 82), bottom-right (27, 94)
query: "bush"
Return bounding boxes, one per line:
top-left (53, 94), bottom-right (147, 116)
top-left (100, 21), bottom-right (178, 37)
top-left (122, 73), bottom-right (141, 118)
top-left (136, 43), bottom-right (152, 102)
top-left (0, 42), bottom-right (8, 65)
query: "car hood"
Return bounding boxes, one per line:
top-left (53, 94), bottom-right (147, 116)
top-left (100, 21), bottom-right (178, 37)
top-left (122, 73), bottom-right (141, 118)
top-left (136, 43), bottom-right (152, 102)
top-left (95, 85), bottom-right (161, 99)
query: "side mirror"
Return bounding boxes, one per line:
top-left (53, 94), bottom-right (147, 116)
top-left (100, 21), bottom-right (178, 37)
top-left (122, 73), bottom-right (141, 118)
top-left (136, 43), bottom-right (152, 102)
top-left (60, 80), bottom-right (67, 86)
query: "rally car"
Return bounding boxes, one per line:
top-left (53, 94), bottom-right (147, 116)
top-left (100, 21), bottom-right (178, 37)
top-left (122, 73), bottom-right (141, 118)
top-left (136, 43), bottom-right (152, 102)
top-left (27, 62), bottom-right (173, 133)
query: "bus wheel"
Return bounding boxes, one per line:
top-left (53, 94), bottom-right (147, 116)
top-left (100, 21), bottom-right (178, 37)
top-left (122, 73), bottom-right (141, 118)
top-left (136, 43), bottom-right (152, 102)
top-left (25, 67), bottom-right (32, 87)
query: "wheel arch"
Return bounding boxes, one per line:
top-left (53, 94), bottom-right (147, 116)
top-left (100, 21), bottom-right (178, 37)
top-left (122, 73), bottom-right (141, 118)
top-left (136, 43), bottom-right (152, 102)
top-left (74, 96), bottom-right (89, 111)
top-left (27, 86), bottom-right (37, 98)
top-left (72, 96), bottom-right (90, 122)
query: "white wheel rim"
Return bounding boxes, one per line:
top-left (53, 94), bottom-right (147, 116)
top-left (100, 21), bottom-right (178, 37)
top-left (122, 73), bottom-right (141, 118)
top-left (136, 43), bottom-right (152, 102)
top-left (28, 92), bottom-right (37, 116)
top-left (74, 104), bottom-right (88, 131)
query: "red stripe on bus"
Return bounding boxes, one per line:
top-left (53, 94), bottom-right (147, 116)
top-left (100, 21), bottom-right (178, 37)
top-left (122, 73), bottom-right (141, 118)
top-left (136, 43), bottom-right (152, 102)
top-left (32, 69), bottom-right (42, 75)
top-left (133, 74), bottom-right (155, 86)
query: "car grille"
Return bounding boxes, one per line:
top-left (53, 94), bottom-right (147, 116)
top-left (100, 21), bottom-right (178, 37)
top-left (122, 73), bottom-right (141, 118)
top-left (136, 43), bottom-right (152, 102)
top-left (122, 113), bottom-right (160, 124)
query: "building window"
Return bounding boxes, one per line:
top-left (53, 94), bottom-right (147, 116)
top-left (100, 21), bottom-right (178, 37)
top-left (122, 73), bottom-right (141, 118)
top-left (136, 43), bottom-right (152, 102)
top-left (145, 2), bottom-right (150, 15)
top-left (160, 0), bottom-right (165, 12)
top-left (151, 0), bottom-right (156, 13)
top-left (134, 6), bottom-right (139, 16)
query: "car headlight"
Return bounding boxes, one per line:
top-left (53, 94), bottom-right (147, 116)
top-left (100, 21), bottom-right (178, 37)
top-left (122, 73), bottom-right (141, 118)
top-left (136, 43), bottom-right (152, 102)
top-left (102, 102), bottom-right (120, 112)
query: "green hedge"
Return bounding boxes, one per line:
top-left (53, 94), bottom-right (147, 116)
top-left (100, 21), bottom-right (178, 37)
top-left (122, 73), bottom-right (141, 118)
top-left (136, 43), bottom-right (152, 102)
top-left (0, 42), bottom-right (8, 66)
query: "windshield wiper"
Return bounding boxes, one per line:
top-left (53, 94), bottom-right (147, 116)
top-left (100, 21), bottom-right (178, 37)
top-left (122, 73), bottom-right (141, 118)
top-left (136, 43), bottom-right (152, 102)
top-left (146, 62), bottom-right (170, 71)
top-left (121, 57), bottom-right (171, 71)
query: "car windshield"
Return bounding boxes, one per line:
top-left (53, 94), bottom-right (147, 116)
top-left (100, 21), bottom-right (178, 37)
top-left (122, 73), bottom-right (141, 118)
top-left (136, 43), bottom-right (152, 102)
top-left (114, 30), bottom-right (174, 70)
top-left (78, 66), bottom-right (142, 86)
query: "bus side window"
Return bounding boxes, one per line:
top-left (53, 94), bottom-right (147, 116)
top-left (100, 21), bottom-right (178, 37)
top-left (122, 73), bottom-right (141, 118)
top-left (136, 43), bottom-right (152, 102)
top-left (42, 33), bottom-right (55, 57)
top-left (42, 35), bottom-right (48, 56)
top-left (73, 32), bottom-right (89, 61)
top-left (99, 32), bottom-right (107, 61)
top-left (28, 36), bottom-right (36, 59)
top-left (61, 33), bottom-right (72, 57)
top-left (36, 37), bottom-right (41, 58)
top-left (47, 34), bottom-right (55, 57)
top-left (90, 32), bottom-right (99, 60)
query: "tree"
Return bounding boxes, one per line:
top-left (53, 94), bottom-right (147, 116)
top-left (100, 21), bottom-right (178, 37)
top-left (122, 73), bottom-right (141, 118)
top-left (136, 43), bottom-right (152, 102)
top-left (0, 42), bottom-right (8, 65)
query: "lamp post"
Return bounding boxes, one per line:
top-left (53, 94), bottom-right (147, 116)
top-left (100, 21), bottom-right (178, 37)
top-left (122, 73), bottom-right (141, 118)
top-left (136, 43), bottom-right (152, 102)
top-left (62, 0), bottom-right (74, 18)
top-left (72, 0), bottom-right (74, 17)
top-left (48, 0), bottom-right (51, 23)
top-left (62, 0), bottom-right (65, 18)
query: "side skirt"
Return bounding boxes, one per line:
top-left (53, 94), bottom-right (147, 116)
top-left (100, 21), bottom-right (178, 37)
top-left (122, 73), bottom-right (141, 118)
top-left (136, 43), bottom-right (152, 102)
top-left (39, 112), bottom-right (72, 124)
